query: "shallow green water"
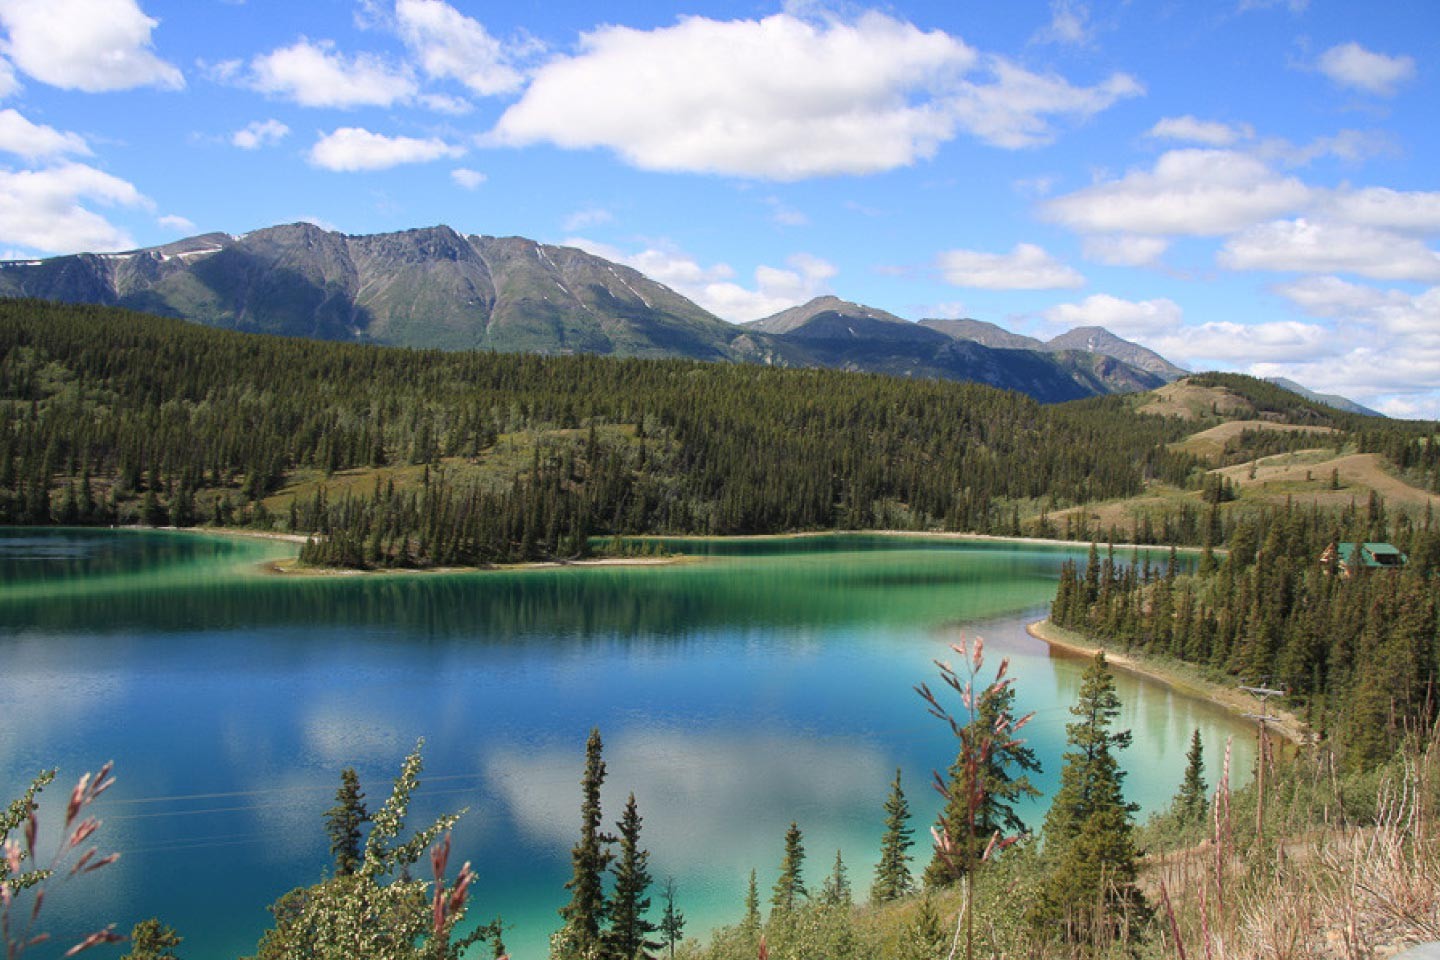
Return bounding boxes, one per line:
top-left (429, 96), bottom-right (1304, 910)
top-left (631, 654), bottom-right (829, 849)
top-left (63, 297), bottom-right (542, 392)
top-left (0, 530), bottom-right (1255, 959)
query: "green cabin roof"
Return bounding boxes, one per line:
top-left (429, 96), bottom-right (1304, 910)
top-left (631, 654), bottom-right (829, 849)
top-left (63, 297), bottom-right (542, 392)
top-left (1335, 542), bottom-right (1408, 568)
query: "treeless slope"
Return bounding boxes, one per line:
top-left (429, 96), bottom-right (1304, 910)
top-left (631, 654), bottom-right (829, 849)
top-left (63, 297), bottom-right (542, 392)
top-left (1137, 380), bottom-right (1254, 420)
top-left (1214, 451), bottom-right (1440, 511)
top-left (1172, 420), bottom-right (1337, 462)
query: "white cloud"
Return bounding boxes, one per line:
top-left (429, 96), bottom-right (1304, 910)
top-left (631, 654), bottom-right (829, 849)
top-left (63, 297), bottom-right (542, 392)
top-left (1220, 218), bottom-right (1440, 282)
top-left (0, 58), bottom-right (17, 98)
top-left (1034, 0), bottom-right (1092, 46)
top-left (0, 109), bottom-right (89, 160)
top-left (491, 11), bottom-right (976, 180)
top-left (561, 206), bottom-right (611, 232)
top-left (1081, 234), bottom-right (1170, 266)
top-left (1043, 149), bottom-right (1311, 236)
top-left (1238, 0), bottom-right (1309, 11)
top-left (417, 93), bottom-right (472, 115)
top-left (567, 237), bottom-right (835, 321)
top-left (450, 167), bottom-right (485, 189)
top-left (1156, 320), bottom-right (1331, 364)
top-left (0, 162), bottom-right (150, 252)
top-left (937, 242), bottom-right (1084, 290)
top-left (1277, 275), bottom-right (1440, 337)
top-left (1258, 129), bottom-right (1394, 168)
top-left (948, 58), bottom-right (1142, 149)
top-left (1316, 42), bottom-right (1416, 97)
top-left (1146, 115), bottom-right (1252, 147)
top-left (0, 0), bottom-right (183, 92)
top-left (230, 118), bottom-right (289, 150)
top-left (766, 196), bottom-right (809, 227)
top-left (1325, 187), bottom-right (1440, 233)
top-left (249, 39), bottom-right (416, 108)
top-left (157, 213), bottom-right (193, 231)
top-left (308, 127), bottom-right (464, 172)
top-left (1045, 294), bottom-right (1182, 336)
top-left (395, 0), bottom-right (525, 96)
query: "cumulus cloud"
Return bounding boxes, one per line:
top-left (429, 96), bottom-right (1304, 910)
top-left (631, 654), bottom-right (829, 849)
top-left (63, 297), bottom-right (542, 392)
top-left (308, 127), bottom-right (464, 172)
top-left (249, 39), bottom-right (416, 108)
top-left (395, 0), bottom-right (526, 95)
top-left (1324, 187), bottom-right (1440, 233)
top-left (231, 118), bottom-right (290, 150)
top-left (1042, 149), bottom-right (1311, 236)
top-left (1081, 234), bottom-right (1170, 266)
top-left (1316, 42), bottom-right (1416, 97)
top-left (1219, 218), bottom-right (1440, 282)
top-left (0, 109), bottom-right (89, 160)
top-left (0, 59), bottom-right (17, 98)
top-left (0, 0), bottom-right (183, 92)
top-left (561, 206), bottom-right (611, 232)
top-left (949, 59), bottom-right (1142, 150)
top-left (936, 242), bottom-right (1084, 290)
top-left (567, 237), bottom-right (835, 321)
top-left (157, 213), bottom-right (193, 231)
top-left (1146, 115), bottom-right (1252, 147)
top-left (0, 162), bottom-right (150, 252)
top-left (450, 167), bottom-right (485, 189)
top-left (1044, 294), bottom-right (1182, 336)
top-left (1277, 275), bottom-right (1440, 338)
top-left (489, 11), bottom-right (1138, 179)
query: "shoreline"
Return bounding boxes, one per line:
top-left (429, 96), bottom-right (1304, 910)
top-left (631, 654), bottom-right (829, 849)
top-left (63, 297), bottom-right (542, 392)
top-left (1026, 618), bottom-right (1311, 745)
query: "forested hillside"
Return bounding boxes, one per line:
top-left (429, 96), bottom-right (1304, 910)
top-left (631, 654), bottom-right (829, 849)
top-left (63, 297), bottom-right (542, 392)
top-left (0, 300), bottom-right (1434, 568)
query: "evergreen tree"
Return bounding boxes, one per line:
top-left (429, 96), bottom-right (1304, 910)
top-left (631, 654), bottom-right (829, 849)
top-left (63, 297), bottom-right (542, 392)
top-left (324, 768), bottom-right (368, 877)
top-left (1176, 728), bottom-right (1208, 824)
top-left (870, 768), bottom-right (914, 904)
top-left (740, 870), bottom-right (761, 941)
top-left (120, 918), bottom-right (183, 960)
top-left (558, 728), bottom-right (614, 958)
top-left (658, 878), bottom-right (685, 960)
top-left (924, 676), bottom-right (1041, 887)
top-left (769, 822), bottom-right (807, 915)
top-left (818, 850), bottom-right (852, 907)
top-left (899, 893), bottom-right (949, 960)
top-left (1032, 653), bottom-right (1146, 940)
top-left (605, 792), bottom-right (659, 960)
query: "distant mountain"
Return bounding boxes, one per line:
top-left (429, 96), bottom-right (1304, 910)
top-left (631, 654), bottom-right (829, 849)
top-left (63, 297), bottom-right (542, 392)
top-left (0, 226), bottom-right (1178, 403)
top-left (0, 223), bottom-right (738, 359)
top-left (1042, 326), bottom-right (1189, 381)
top-left (737, 301), bottom-right (1164, 402)
top-left (1266, 377), bottom-right (1383, 418)
top-left (919, 317), bottom-right (1043, 351)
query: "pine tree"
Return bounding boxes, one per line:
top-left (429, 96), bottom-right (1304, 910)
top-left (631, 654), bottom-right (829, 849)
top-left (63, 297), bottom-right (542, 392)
top-left (870, 768), bottom-right (914, 904)
top-left (605, 792), bottom-right (659, 960)
top-left (323, 768), bottom-right (368, 877)
top-left (1032, 652), bottom-right (1146, 940)
top-left (558, 728), bottom-right (614, 958)
top-left (740, 869), bottom-right (761, 940)
top-left (120, 918), bottom-right (183, 960)
top-left (899, 893), bottom-right (948, 960)
top-left (658, 878), bottom-right (685, 960)
top-left (819, 850), bottom-right (852, 907)
top-left (769, 822), bottom-right (807, 914)
top-left (1176, 728), bottom-right (1208, 824)
top-left (924, 677), bottom-right (1041, 887)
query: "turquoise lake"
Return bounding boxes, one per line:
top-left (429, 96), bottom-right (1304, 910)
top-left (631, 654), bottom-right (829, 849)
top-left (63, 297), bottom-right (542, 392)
top-left (0, 529), bottom-right (1256, 959)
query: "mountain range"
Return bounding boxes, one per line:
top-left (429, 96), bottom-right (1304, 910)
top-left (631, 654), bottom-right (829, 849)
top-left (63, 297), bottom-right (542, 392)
top-left (0, 221), bottom-right (1254, 405)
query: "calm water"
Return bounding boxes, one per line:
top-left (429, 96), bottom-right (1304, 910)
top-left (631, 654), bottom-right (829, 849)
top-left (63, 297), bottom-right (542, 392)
top-left (0, 530), bottom-right (1256, 959)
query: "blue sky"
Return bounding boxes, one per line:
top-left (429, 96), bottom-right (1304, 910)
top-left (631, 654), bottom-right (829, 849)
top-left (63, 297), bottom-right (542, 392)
top-left (1, 0), bottom-right (1438, 416)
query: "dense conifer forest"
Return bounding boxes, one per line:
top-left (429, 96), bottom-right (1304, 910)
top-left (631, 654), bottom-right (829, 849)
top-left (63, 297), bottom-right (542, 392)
top-left (4, 300), bottom-right (1435, 568)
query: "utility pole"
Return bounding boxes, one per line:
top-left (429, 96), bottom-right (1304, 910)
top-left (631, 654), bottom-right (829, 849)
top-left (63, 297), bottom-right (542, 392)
top-left (1241, 684), bottom-right (1285, 839)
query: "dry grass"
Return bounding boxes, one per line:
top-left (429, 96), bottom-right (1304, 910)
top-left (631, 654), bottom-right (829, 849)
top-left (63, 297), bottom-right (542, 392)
top-left (1172, 421), bottom-right (1337, 463)
top-left (1137, 382), bottom-right (1255, 421)
top-left (1213, 452), bottom-right (1440, 512)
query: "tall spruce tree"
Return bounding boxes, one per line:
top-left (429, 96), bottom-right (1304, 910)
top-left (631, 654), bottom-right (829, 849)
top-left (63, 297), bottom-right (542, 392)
top-left (558, 728), bottom-right (614, 958)
top-left (1032, 652), bottom-right (1146, 940)
top-left (605, 793), bottom-right (659, 960)
top-left (120, 919), bottom-right (183, 960)
top-left (924, 676), bottom-right (1041, 887)
top-left (870, 768), bottom-right (914, 904)
top-left (819, 850), bottom-right (852, 907)
top-left (1176, 728), bottom-right (1208, 824)
top-left (324, 768), bottom-right (368, 877)
top-left (740, 870), bottom-right (761, 940)
top-left (769, 822), bottom-right (807, 914)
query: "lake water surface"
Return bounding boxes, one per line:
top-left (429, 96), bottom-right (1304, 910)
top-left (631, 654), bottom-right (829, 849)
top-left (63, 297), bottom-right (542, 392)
top-left (0, 530), bottom-right (1256, 959)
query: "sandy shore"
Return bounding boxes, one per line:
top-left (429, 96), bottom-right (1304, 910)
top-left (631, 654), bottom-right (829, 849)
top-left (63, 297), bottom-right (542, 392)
top-left (259, 554), bottom-right (698, 577)
top-left (1027, 618), bottom-right (1310, 745)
